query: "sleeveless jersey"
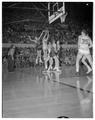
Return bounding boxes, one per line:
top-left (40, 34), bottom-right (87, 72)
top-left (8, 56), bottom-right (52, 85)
top-left (79, 35), bottom-right (90, 54)
top-left (50, 47), bottom-right (56, 57)
top-left (43, 39), bottom-right (47, 50)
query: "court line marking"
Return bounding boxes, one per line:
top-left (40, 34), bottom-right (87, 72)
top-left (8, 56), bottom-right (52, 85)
top-left (43, 75), bottom-right (93, 94)
top-left (53, 79), bottom-right (93, 93)
top-left (42, 70), bottom-right (92, 93)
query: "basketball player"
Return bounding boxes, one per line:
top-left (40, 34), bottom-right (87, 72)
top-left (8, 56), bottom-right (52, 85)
top-left (76, 29), bottom-right (93, 74)
top-left (28, 35), bottom-right (38, 43)
top-left (48, 42), bottom-right (53, 71)
top-left (35, 46), bottom-right (43, 65)
top-left (56, 40), bottom-right (60, 62)
top-left (56, 40), bottom-right (60, 52)
top-left (44, 42), bottom-right (50, 70)
top-left (51, 40), bottom-right (60, 71)
top-left (54, 40), bottom-right (60, 71)
top-left (52, 40), bottom-right (57, 52)
top-left (42, 30), bottom-right (49, 60)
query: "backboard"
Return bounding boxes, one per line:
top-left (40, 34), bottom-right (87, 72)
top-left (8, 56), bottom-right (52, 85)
top-left (48, 2), bottom-right (66, 24)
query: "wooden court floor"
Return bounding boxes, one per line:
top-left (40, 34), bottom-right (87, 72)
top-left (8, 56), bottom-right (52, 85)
top-left (2, 65), bottom-right (93, 118)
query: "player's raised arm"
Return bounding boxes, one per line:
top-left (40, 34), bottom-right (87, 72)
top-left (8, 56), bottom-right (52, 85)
top-left (28, 35), bottom-right (38, 43)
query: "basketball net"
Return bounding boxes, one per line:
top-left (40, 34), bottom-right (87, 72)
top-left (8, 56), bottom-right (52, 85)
top-left (60, 12), bottom-right (67, 23)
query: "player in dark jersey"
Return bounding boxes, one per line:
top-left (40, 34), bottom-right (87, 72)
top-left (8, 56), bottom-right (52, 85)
top-left (35, 44), bottom-right (43, 65)
top-left (50, 40), bottom-right (60, 71)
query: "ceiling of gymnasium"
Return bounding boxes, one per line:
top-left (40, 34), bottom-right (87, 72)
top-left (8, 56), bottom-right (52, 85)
top-left (2, 2), bottom-right (93, 30)
top-left (2, 2), bottom-right (53, 24)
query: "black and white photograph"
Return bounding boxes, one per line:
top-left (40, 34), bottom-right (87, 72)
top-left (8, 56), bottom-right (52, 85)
top-left (2, 1), bottom-right (93, 118)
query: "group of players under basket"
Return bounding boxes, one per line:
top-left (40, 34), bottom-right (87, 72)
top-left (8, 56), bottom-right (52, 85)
top-left (35, 29), bottom-right (93, 74)
top-left (7, 29), bottom-right (93, 74)
top-left (36, 39), bottom-right (60, 72)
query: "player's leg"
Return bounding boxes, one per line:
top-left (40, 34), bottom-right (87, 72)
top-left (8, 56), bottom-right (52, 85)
top-left (86, 54), bottom-right (93, 68)
top-left (81, 55), bottom-right (92, 73)
top-left (44, 58), bottom-right (48, 70)
top-left (39, 57), bottom-right (43, 63)
top-left (48, 57), bottom-right (53, 71)
top-left (56, 56), bottom-right (60, 71)
top-left (39, 50), bottom-right (43, 63)
top-left (53, 55), bottom-right (60, 71)
top-left (43, 49), bottom-right (45, 59)
top-left (44, 55), bottom-right (49, 70)
top-left (36, 54), bottom-right (38, 64)
top-left (43, 49), bottom-right (48, 69)
top-left (53, 56), bottom-right (56, 70)
top-left (76, 53), bottom-right (83, 72)
top-left (85, 54), bottom-right (93, 74)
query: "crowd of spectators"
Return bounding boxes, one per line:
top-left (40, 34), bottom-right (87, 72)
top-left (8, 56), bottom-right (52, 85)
top-left (3, 21), bottom-right (92, 44)
top-left (2, 21), bottom-right (92, 68)
top-left (3, 47), bottom-right (77, 68)
top-left (3, 24), bottom-right (42, 44)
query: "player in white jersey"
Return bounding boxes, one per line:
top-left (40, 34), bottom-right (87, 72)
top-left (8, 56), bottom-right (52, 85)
top-left (42, 30), bottom-right (49, 60)
top-left (47, 42), bottom-right (53, 71)
top-left (76, 30), bottom-right (93, 74)
top-left (43, 41), bottom-right (51, 70)
top-left (50, 40), bottom-right (60, 71)
top-left (53, 40), bottom-right (60, 71)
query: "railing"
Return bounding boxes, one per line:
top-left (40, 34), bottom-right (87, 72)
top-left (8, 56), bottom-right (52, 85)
top-left (2, 43), bottom-right (77, 48)
top-left (2, 43), bottom-right (36, 48)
